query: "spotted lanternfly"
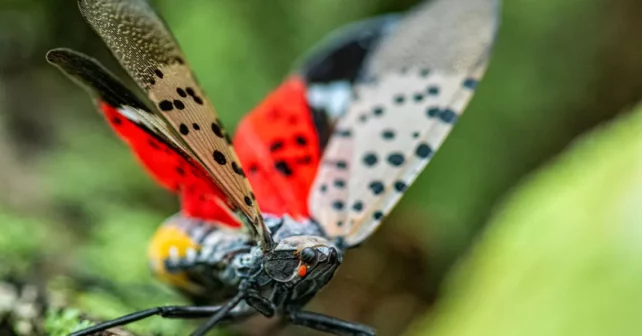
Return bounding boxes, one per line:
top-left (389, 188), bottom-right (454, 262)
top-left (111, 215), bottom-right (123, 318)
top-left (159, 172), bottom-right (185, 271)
top-left (47, 0), bottom-right (500, 335)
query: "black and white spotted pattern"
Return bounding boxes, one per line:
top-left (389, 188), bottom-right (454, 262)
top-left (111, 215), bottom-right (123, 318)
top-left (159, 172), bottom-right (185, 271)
top-left (309, 0), bottom-right (499, 247)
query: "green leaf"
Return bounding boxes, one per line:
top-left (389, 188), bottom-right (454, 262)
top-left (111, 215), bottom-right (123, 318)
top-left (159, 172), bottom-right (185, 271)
top-left (409, 105), bottom-right (642, 336)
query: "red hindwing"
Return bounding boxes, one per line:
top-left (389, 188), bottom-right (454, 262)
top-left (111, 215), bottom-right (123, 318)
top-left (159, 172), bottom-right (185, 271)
top-left (100, 101), bottom-right (241, 227)
top-left (234, 77), bottom-right (321, 220)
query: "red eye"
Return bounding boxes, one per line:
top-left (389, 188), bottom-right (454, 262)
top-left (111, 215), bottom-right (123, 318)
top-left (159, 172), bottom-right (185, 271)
top-left (298, 265), bottom-right (308, 277)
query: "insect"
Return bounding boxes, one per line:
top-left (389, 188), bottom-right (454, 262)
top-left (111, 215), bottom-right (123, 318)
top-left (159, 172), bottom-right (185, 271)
top-left (47, 0), bottom-right (499, 335)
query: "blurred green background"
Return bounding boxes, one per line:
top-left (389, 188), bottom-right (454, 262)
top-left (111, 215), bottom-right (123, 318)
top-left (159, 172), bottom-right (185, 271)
top-left (2, 0), bottom-right (642, 335)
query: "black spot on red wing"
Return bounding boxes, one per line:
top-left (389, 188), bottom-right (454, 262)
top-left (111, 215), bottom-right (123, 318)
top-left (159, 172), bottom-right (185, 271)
top-left (295, 135), bottom-right (308, 146)
top-left (288, 116), bottom-right (299, 125)
top-left (387, 153), bottom-right (405, 167)
top-left (192, 123), bottom-right (200, 131)
top-left (159, 100), bottom-right (173, 111)
top-left (244, 196), bottom-right (252, 206)
top-left (267, 108), bottom-right (281, 121)
top-left (373, 211), bottom-right (384, 220)
top-left (248, 164), bottom-right (259, 174)
top-left (369, 181), bottom-right (384, 195)
top-left (332, 200), bottom-right (344, 210)
top-left (363, 152), bottom-right (378, 167)
top-left (179, 123), bottom-right (189, 135)
top-left (177, 88), bottom-right (187, 97)
top-left (154, 69), bottom-right (164, 78)
top-left (213, 150), bottom-right (227, 165)
top-left (274, 160), bottom-right (293, 176)
top-left (270, 140), bottom-right (284, 152)
top-left (416, 143), bottom-right (433, 159)
top-left (394, 181), bottom-right (407, 192)
top-left (296, 155), bottom-right (312, 165)
top-left (176, 167), bottom-right (185, 176)
top-left (211, 123), bottom-right (224, 138)
top-left (112, 117), bottom-right (122, 125)
top-left (147, 139), bottom-right (160, 150)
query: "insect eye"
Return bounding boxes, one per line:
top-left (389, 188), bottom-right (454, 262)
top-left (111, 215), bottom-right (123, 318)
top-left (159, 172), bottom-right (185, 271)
top-left (299, 247), bottom-right (317, 265)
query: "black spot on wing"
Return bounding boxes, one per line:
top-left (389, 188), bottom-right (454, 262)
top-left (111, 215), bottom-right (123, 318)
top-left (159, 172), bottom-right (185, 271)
top-left (211, 122), bottom-right (224, 138)
top-left (159, 100), bottom-right (173, 111)
top-left (387, 153), bottom-right (405, 167)
top-left (213, 150), bottom-right (227, 165)
top-left (179, 123), bottom-right (189, 135)
top-left (416, 143), bottom-right (433, 159)
top-left (275, 160), bottom-right (293, 176)
top-left (369, 181), bottom-right (384, 195)
top-left (363, 152), bottom-right (378, 167)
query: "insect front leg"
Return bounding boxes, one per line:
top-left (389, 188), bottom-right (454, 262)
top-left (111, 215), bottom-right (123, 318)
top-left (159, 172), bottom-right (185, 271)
top-left (287, 310), bottom-right (376, 336)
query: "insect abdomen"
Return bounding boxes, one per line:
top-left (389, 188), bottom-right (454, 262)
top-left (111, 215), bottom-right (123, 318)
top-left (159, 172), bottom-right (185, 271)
top-left (147, 214), bottom-right (251, 301)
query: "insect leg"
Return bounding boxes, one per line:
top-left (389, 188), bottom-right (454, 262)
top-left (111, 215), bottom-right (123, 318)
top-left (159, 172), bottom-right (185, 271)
top-left (190, 291), bottom-right (245, 336)
top-left (287, 310), bottom-right (376, 336)
top-left (68, 305), bottom-right (224, 336)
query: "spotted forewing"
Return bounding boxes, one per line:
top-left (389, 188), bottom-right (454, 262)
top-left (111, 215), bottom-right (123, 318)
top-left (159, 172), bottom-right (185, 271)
top-left (309, 0), bottom-right (500, 246)
top-left (77, 0), bottom-right (271, 248)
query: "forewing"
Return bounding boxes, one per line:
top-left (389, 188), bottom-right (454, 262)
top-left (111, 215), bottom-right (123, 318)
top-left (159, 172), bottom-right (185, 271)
top-left (310, 0), bottom-right (500, 246)
top-left (47, 49), bottom-right (241, 228)
top-left (77, 0), bottom-right (270, 246)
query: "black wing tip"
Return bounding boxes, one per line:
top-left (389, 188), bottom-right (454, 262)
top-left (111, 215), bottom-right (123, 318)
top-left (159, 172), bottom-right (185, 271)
top-left (45, 48), bottom-right (99, 71)
top-left (45, 48), bottom-right (72, 65)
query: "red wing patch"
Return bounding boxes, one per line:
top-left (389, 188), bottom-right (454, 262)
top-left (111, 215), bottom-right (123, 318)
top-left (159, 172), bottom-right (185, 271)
top-left (234, 77), bottom-right (321, 220)
top-left (100, 101), bottom-right (241, 227)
